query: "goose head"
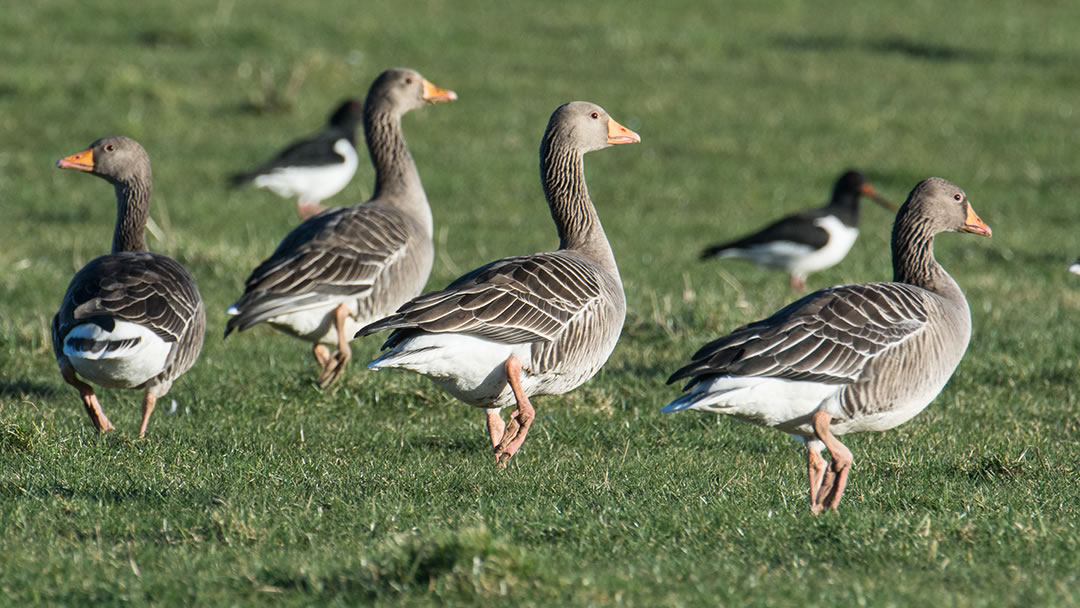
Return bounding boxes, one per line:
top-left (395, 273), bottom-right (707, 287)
top-left (56, 136), bottom-right (150, 186)
top-left (903, 177), bottom-right (991, 238)
top-left (365, 68), bottom-right (456, 117)
top-left (543, 101), bottom-right (641, 155)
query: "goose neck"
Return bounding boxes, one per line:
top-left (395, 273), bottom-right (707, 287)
top-left (891, 211), bottom-right (955, 294)
top-left (364, 106), bottom-right (431, 234)
top-left (540, 140), bottom-right (612, 264)
top-left (111, 177), bottom-right (151, 253)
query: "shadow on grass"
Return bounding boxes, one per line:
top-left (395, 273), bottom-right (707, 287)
top-left (403, 432), bottom-right (480, 454)
top-left (774, 34), bottom-right (1069, 67)
top-left (0, 378), bottom-right (58, 399)
top-left (255, 525), bottom-right (534, 600)
top-left (0, 480), bottom-right (226, 512)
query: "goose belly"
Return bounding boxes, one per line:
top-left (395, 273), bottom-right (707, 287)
top-left (832, 386), bottom-right (940, 435)
top-left (262, 298), bottom-right (366, 345)
top-left (833, 363), bottom-right (958, 434)
top-left (64, 321), bottom-right (172, 389)
top-left (253, 140), bottom-right (358, 202)
top-left (663, 376), bottom-right (844, 435)
top-left (369, 333), bottom-right (536, 408)
top-left (833, 324), bottom-right (970, 435)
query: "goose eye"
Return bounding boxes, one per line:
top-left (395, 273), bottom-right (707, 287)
top-left (104, 144), bottom-right (115, 152)
top-left (953, 193), bottom-right (962, 201)
top-left (590, 111), bottom-right (600, 119)
top-left (404, 77), bottom-right (413, 85)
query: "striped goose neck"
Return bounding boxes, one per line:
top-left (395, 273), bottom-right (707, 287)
top-left (111, 173), bottom-right (151, 253)
top-left (891, 209), bottom-right (954, 294)
top-left (540, 138), bottom-right (614, 267)
top-left (363, 105), bottom-right (432, 234)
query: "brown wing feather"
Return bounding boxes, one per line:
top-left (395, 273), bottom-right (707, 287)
top-left (52, 251), bottom-right (205, 378)
top-left (669, 282), bottom-right (930, 387)
top-left (361, 252), bottom-right (602, 345)
top-left (226, 203), bottom-right (415, 332)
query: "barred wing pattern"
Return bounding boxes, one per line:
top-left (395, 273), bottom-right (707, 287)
top-left (668, 282), bottom-right (930, 388)
top-left (52, 251), bottom-right (205, 369)
top-left (365, 252), bottom-right (604, 347)
top-left (226, 203), bottom-right (415, 333)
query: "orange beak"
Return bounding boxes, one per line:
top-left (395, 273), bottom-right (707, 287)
top-left (57, 148), bottom-right (94, 172)
top-left (421, 79), bottom-right (458, 103)
top-left (860, 182), bottom-right (897, 211)
top-left (961, 203), bottom-right (992, 237)
top-left (606, 117), bottom-right (641, 145)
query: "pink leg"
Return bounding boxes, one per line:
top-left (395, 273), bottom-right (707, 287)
top-left (316, 304), bottom-right (352, 388)
top-left (810, 409), bottom-right (853, 512)
top-left (138, 392), bottom-right (157, 439)
top-left (807, 442), bottom-right (829, 511)
top-left (313, 344), bottom-right (331, 368)
top-left (493, 356), bottom-right (534, 467)
top-left (297, 200), bottom-right (327, 219)
top-left (486, 408), bottom-right (506, 459)
top-left (790, 273), bottom-right (807, 292)
top-left (59, 359), bottom-right (114, 433)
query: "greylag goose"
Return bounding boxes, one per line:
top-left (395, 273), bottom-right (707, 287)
top-left (225, 69), bottom-right (456, 388)
top-left (665, 177), bottom-right (990, 512)
top-left (53, 137), bottom-right (206, 438)
top-left (358, 101), bottom-right (640, 465)
top-left (230, 99), bottom-right (363, 219)
top-left (701, 170), bottom-right (895, 291)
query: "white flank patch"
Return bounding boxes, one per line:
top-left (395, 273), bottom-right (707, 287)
top-left (663, 376), bottom-right (842, 435)
top-left (369, 333), bottom-right (533, 408)
top-left (721, 215), bottom-right (858, 275)
top-left (253, 139), bottom-right (359, 203)
top-left (789, 216), bottom-right (858, 275)
top-left (265, 297), bottom-right (366, 345)
top-left (719, 240), bottom-right (814, 269)
top-left (64, 321), bottom-right (172, 389)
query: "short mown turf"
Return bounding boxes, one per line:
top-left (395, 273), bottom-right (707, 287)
top-left (2, 0), bottom-right (1079, 605)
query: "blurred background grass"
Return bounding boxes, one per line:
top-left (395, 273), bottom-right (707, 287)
top-left (1, 0), bottom-right (1079, 605)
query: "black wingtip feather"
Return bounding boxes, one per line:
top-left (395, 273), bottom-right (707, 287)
top-left (700, 244), bottom-right (725, 260)
top-left (228, 172), bottom-right (255, 188)
top-left (355, 313), bottom-right (408, 340)
top-left (701, 239), bottom-right (741, 260)
top-left (666, 364), bottom-right (696, 385)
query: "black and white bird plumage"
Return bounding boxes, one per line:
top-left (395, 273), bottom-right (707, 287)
top-left (230, 99), bottom-right (364, 219)
top-left (701, 170), bottom-right (895, 291)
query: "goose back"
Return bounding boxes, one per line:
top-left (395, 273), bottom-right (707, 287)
top-left (667, 279), bottom-right (970, 435)
top-left (225, 202), bottom-right (432, 338)
top-left (372, 250), bottom-right (624, 379)
top-left (53, 251), bottom-right (205, 392)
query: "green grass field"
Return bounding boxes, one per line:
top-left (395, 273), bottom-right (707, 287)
top-left (3, 0), bottom-right (1079, 605)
